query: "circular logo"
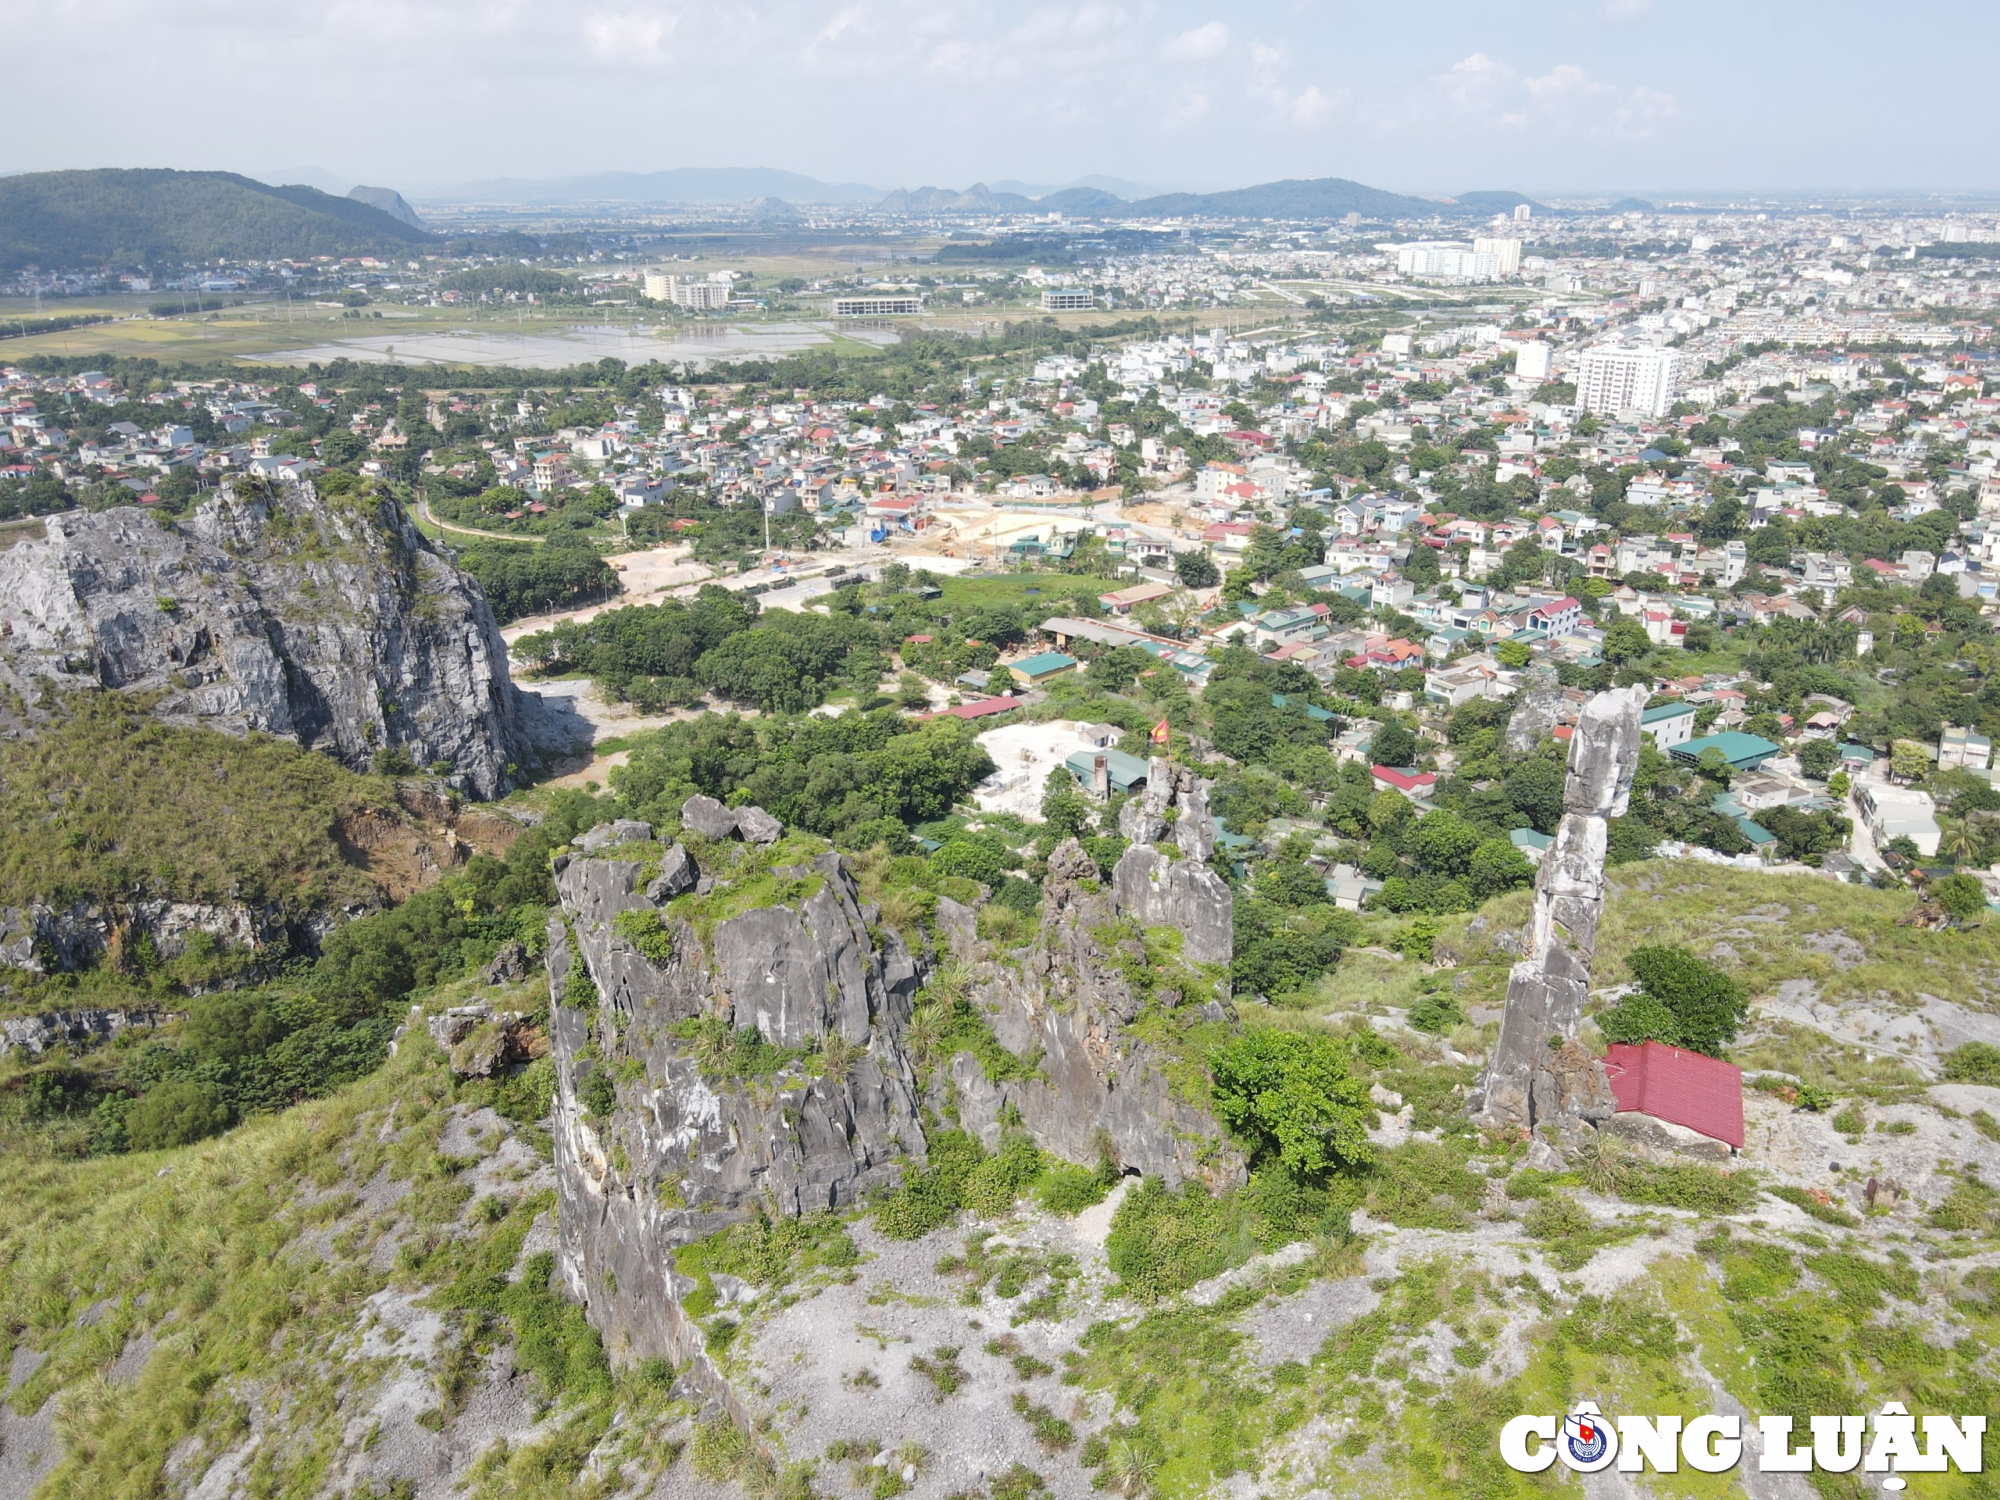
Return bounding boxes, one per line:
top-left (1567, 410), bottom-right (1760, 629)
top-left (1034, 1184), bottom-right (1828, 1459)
top-left (1559, 1407), bottom-right (1618, 1471)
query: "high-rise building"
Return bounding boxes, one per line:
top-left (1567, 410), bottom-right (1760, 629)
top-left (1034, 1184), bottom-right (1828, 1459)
top-left (1394, 239), bottom-right (1519, 281)
top-left (1575, 345), bottom-right (1683, 417)
top-left (644, 272), bottom-right (730, 309)
top-left (1473, 236), bottom-right (1522, 277)
top-left (1514, 341), bottom-right (1553, 381)
top-left (1512, 203), bottom-right (1532, 222)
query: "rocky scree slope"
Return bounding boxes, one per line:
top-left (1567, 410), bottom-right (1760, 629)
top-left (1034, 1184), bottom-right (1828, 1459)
top-left (0, 479), bottom-right (563, 798)
top-left (544, 779), bottom-right (1244, 1394)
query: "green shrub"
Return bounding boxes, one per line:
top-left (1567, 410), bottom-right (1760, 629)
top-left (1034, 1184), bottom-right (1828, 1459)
top-left (611, 907), bottom-right (676, 965)
top-left (1943, 1041), bottom-right (2000, 1085)
top-left (874, 1130), bottom-right (987, 1239)
top-left (1768, 1185), bottom-right (1860, 1227)
top-left (962, 1135), bottom-right (1047, 1219)
top-left (1596, 994), bottom-right (1682, 1048)
top-left (124, 1080), bottom-right (230, 1150)
top-left (1613, 1160), bottom-right (1759, 1215)
top-left (1407, 990), bottom-right (1467, 1034)
top-left (1035, 1161), bottom-right (1113, 1215)
top-left (1104, 1178), bottom-right (1265, 1300)
top-left (577, 1066), bottom-right (616, 1119)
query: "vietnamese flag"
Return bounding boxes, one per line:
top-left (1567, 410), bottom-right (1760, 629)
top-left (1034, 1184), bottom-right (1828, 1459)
top-left (1151, 718), bottom-right (1170, 746)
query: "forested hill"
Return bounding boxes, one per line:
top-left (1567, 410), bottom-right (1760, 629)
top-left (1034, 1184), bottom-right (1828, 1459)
top-left (0, 168), bottom-right (431, 271)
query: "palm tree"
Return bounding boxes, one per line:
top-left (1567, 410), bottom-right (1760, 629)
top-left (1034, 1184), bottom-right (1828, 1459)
top-left (1940, 816), bottom-right (1981, 868)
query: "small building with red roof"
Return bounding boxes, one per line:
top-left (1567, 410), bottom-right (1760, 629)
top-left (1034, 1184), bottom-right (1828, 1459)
top-left (1370, 765), bottom-right (1437, 797)
top-left (1601, 1041), bottom-right (1744, 1150)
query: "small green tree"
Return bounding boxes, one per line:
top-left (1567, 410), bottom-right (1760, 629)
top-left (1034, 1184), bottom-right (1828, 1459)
top-left (1617, 945), bottom-right (1748, 1057)
top-left (1208, 1028), bottom-right (1373, 1179)
top-left (1932, 872), bottom-right (1987, 926)
top-left (1890, 739), bottom-right (1931, 784)
top-left (1370, 720), bottom-right (1417, 767)
top-left (1798, 739), bottom-right (1838, 780)
top-left (124, 1080), bottom-right (230, 1151)
top-left (1495, 638), bottom-right (1533, 669)
top-left (1172, 549), bottom-right (1220, 589)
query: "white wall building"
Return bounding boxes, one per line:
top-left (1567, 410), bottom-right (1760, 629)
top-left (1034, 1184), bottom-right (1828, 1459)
top-left (1576, 345), bottom-right (1685, 418)
top-left (1393, 241), bottom-right (1515, 282)
top-left (1514, 341), bottom-right (1553, 381)
top-left (1473, 236), bottom-right (1522, 276)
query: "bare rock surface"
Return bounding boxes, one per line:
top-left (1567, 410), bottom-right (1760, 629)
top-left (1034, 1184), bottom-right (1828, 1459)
top-left (0, 481), bottom-right (571, 797)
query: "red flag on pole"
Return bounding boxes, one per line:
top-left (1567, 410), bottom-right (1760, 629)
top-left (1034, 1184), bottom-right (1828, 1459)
top-left (1151, 717), bottom-right (1170, 746)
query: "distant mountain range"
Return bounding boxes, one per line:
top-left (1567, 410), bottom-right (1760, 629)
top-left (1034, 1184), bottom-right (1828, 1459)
top-left (0, 169), bottom-right (428, 271)
top-left (0, 165), bottom-right (1557, 271)
top-left (418, 167), bottom-right (884, 206)
top-left (862, 175), bottom-right (1550, 222)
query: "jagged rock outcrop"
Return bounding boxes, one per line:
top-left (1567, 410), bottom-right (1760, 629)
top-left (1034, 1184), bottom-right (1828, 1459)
top-left (547, 792), bottom-right (1244, 1380)
top-left (0, 897), bottom-right (300, 976)
top-left (1108, 757), bottom-right (1233, 966)
top-left (0, 1005), bottom-right (171, 1057)
top-left (1469, 685), bottom-right (1647, 1147)
top-left (429, 1003), bottom-right (547, 1077)
top-left (945, 837), bottom-right (1245, 1187)
top-left (1504, 666), bottom-right (1568, 754)
top-left (0, 481), bottom-right (567, 797)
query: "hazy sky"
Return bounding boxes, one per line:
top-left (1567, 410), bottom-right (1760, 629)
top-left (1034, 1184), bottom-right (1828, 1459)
top-left (12, 0), bottom-right (2000, 196)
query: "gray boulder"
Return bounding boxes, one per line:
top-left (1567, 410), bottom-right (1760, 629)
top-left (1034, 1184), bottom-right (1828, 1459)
top-left (734, 805), bottom-right (784, 845)
top-left (577, 819), bottom-right (654, 852)
top-left (681, 794), bottom-right (740, 841)
top-left (1117, 798), bottom-right (1168, 844)
top-left (645, 845), bottom-right (698, 901)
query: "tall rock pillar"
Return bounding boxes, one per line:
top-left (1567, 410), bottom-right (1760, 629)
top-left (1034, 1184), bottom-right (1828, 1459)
top-left (1467, 684), bottom-right (1648, 1146)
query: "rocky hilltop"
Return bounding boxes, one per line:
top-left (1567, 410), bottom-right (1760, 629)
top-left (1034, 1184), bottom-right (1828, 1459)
top-left (0, 478), bottom-right (563, 797)
top-left (543, 774), bottom-right (1244, 1402)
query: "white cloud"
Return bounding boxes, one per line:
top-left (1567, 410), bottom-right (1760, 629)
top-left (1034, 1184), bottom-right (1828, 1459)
top-left (1602, 0), bottom-right (1654, 18)
top-left (1163, 21), bottom-right (1228, 61)
top-left (1425, 52), bottom-right (1674, 140)
top-left (580, 7), bottom-right (679, 62)
top-left (1243, 38), bottom-right (1341, 129)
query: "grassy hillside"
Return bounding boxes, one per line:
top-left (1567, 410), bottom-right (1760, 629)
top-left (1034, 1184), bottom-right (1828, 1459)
top-left (0, 169), bottom-right (429, 271)
top-left (0, 1024), bottom-right (694, 1500)
top-left (0, 695), bottom-right (392, 920)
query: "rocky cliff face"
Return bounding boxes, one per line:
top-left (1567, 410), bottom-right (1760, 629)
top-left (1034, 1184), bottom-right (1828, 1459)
top-left (0, 479), bottom-right (566, 797)
top-left (545, 793), bottom-right (1243, 1388)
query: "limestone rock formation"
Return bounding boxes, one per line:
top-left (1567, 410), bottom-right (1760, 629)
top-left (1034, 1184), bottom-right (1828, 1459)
top-left (1504, 666), bottom-right (1568, 755)
top-left (0, 1005), bottom-right (170, 1058)
top-left (1108, 757), bottom-right (1232, 966)
top-left (545, 791), bottom-right (1243, 1387)
top-left (1468, 685), bottom-right (1648, 1146)
top-left (0, 480), bottom-right (566, 797)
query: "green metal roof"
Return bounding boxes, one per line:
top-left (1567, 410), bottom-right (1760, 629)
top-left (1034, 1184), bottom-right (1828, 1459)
top-left (1671, 731), bottom-right (1781, 769)
top-left (1064, 748), bottom-right (1151, 791)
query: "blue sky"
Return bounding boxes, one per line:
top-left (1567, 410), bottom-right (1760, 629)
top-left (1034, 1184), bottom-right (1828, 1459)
top-left (13, 1), bottom-right (2000, 196)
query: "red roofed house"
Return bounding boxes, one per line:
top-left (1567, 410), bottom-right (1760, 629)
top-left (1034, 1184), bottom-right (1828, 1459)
top-left (1524, 596), bottom-right (1581, 637)
top-left (933, 697), bottom-right (1020, 722)
top-left (1601, 1041), bottom-right (1744, 1150)
top-left (1370, 765), bottom-right (1437, 797)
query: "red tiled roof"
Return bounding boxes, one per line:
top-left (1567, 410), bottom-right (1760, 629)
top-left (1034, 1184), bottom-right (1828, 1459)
top-left (1370, 765), bottom-right (1436, 793)
top-left (1602, 1041), bottom-right (1744, 1149)
top-left (934, 697), bottom-right (1019, 721)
